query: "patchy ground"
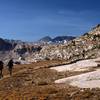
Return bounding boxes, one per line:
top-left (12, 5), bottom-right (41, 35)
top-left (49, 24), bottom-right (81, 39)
top-left (54, 58), bottom-right (100, 88)
top-left (0, 59), bottom-right (100, 100)
top-left (50, 58), bottom-right (100, 72)
top-left (55, 69), bottom-right (100, 88)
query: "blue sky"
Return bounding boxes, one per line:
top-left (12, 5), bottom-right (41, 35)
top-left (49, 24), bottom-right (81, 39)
top-left (0, 0), bottom-right (100, 41)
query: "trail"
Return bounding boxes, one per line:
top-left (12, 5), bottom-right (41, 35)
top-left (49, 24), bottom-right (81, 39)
top-left (0, 65), bottom-right (45, 80)
top-left (0, 68), bottom-right (27, 80)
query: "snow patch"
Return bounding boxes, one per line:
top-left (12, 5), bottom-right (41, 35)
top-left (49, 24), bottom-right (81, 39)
top-left (50, 58), bottom-right (100, 72)
top-left (55, 70), bottom-right (100, 88)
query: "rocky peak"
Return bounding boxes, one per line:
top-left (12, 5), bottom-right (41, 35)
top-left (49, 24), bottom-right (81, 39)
top-left (89, 24), bottom-right (100, 35)
top-left (92, 24), bottom-right (100, 29)
top-left (38, 36), bottom-right (52, 42)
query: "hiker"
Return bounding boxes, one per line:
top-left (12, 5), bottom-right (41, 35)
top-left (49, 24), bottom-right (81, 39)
top-left (0, 61), bottom-right (4, 78)
top-left (7, 59), bottom-right (14, 76)
top-left (82, 50), bottom-right (85, 58)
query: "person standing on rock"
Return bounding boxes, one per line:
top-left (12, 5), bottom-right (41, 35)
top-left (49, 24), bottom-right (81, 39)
top-left (7, 59), bottom-right (14, 76)
top-left (0, 61), bottom-right (4, 78)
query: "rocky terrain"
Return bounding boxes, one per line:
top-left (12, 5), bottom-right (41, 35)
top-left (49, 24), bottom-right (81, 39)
top-left (35, 24), bottom-right (100, 63)
top-left (0, 35), bottom-right (75, 63)
top-left (0, 37), bottom-right (43, 62)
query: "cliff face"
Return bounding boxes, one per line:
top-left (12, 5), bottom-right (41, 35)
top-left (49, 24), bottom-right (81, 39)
top-left (0, 38), bottom-right (14, 51)
top-left (0, 38), bottom-right (42, 61)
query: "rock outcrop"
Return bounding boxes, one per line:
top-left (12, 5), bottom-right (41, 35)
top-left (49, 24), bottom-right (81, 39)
top-left (34, 24), bottom-right (100, 62)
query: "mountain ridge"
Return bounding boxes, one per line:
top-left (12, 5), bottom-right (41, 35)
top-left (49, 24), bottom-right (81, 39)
top-left (0, 24), bottom-right (100, 63)
top-left (37, 35), bottom-right (76, 44)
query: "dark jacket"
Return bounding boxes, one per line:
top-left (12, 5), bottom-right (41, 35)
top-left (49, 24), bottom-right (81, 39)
top-left (7, 59), bottom-right (13, 68)
top-left (0, 61), bottom-right (3, 70)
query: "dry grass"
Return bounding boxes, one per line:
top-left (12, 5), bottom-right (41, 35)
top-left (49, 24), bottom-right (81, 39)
top-left (0, 60), bottom-right (100, 100)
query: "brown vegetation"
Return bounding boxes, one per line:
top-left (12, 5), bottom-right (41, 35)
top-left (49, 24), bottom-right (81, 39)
top-left (0, 60), bottom-right (100, 100)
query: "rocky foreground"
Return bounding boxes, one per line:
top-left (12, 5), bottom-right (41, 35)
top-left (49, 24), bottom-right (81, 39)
top-left (0, 59), bottom-right (100, 100)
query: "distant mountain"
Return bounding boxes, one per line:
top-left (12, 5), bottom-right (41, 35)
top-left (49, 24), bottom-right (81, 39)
top-left (37, 35), bottom-right (76, 44)
top-left (5, 39), bottom-right (24, 44)
top-left (52, 36), bottom-right (76, 43)
top-left (0, 38), bottom-right (14, 51)
top-left (38, 36), bottom-right (52, 43)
